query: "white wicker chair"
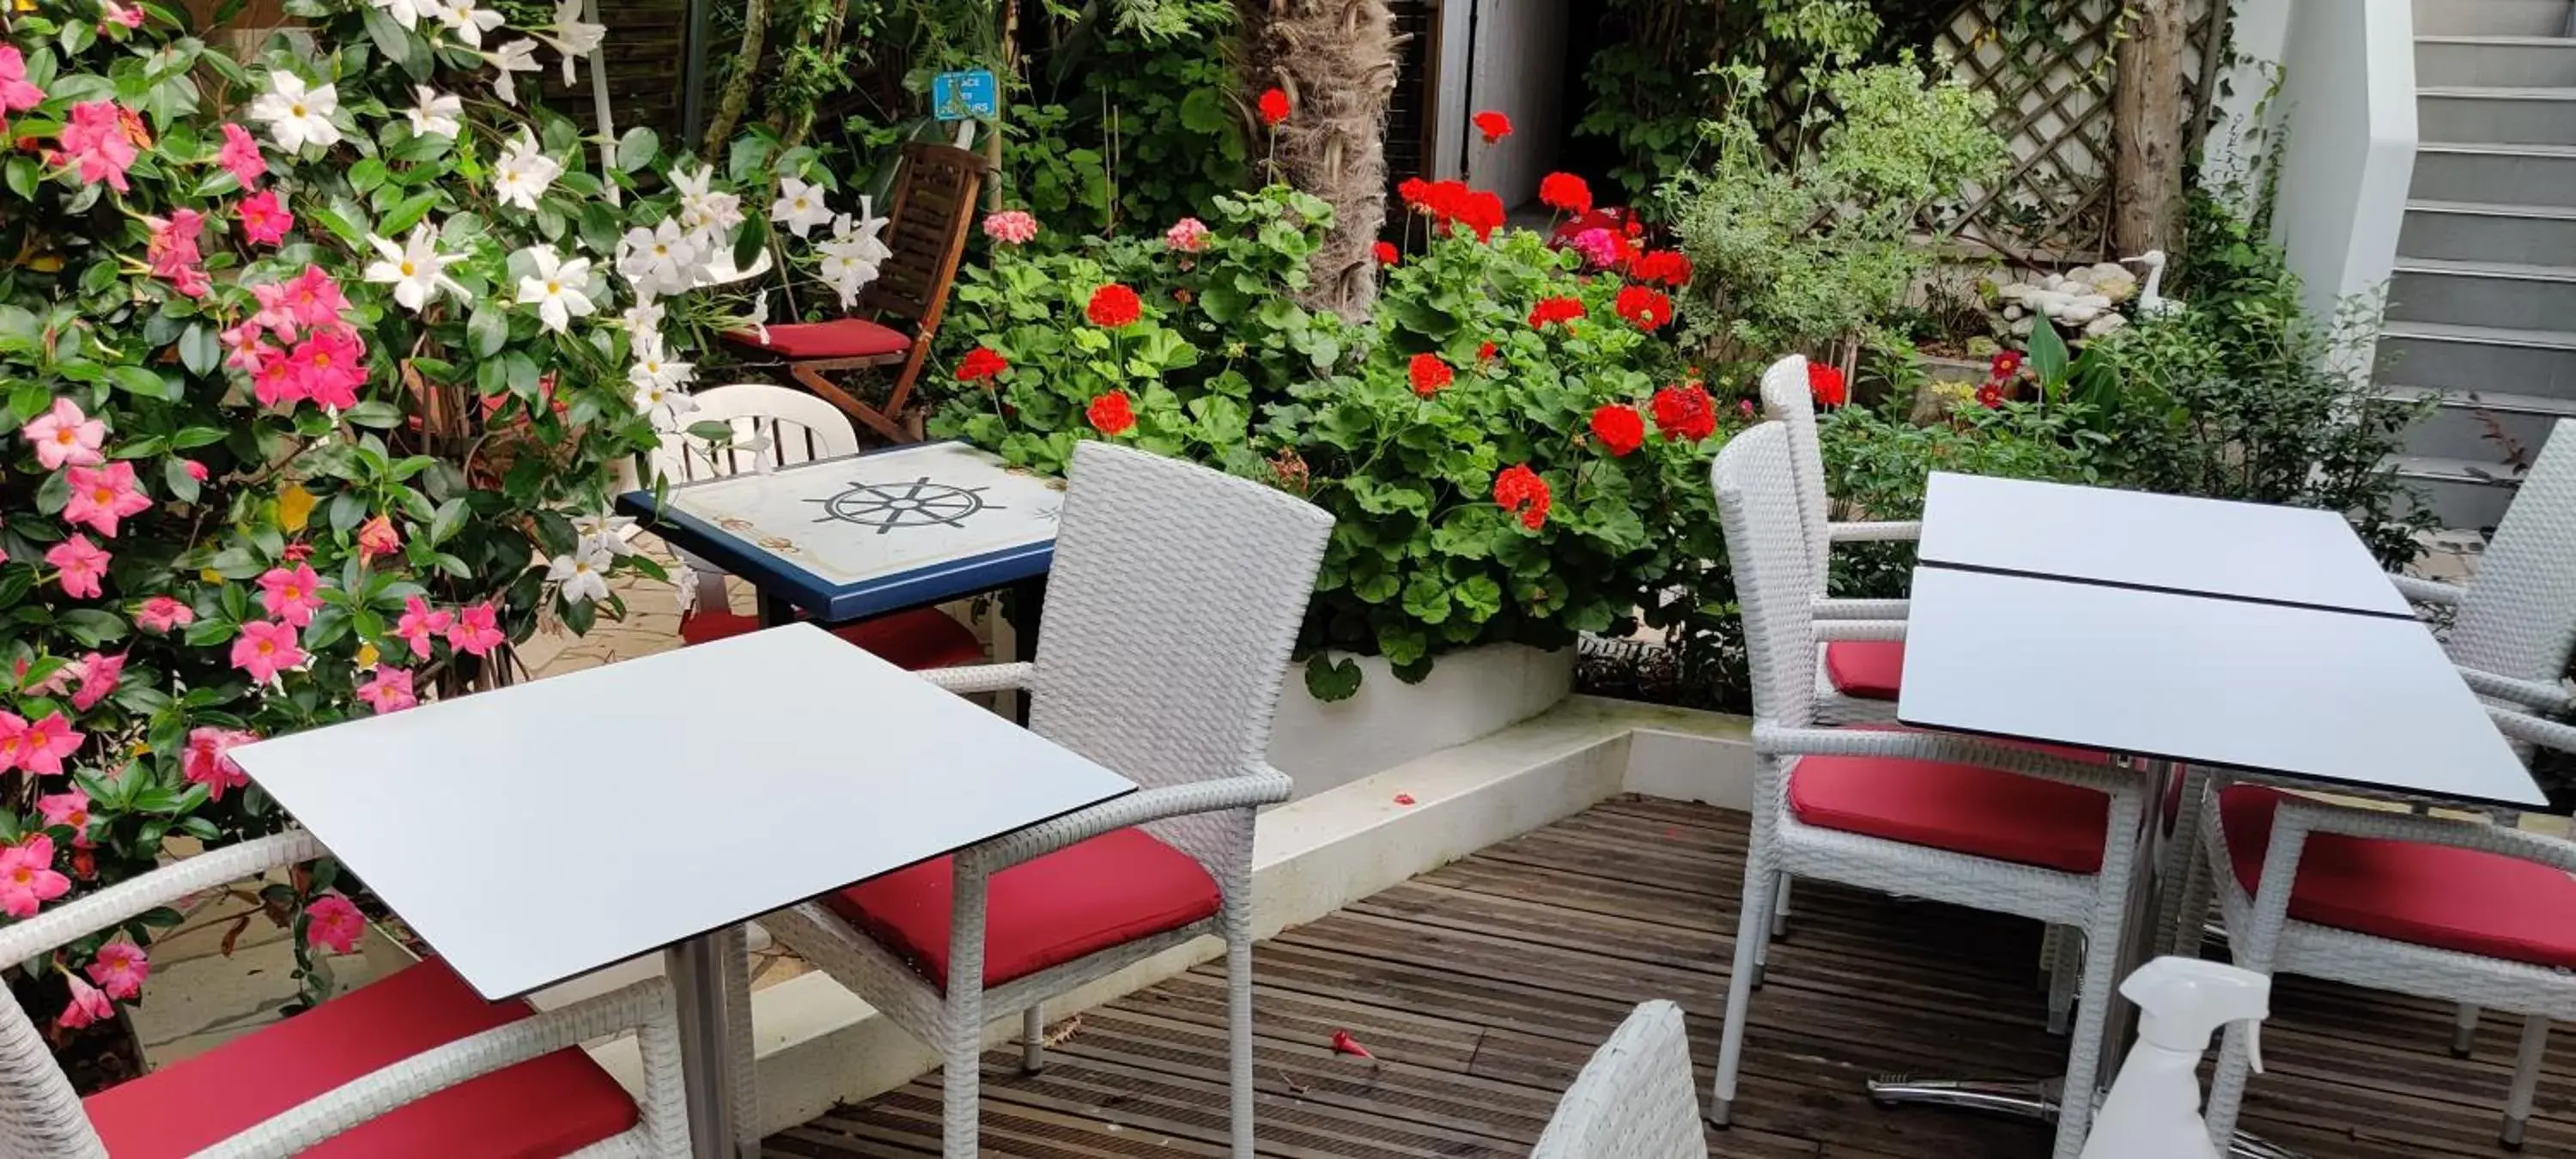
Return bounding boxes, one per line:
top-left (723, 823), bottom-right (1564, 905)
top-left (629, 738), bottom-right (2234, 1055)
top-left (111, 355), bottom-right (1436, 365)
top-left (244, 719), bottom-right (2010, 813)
top-left (2199, 707), bottom-right (2576, 1150)
top-left (1757, 353), bottom-right (1916, 726)
top-left (0, 832), bottom-right (690, 1158)
top-left (756, 440), bottom-right (1334, 1158)
top-left (1532, 1000), bottom-right (1709, 1159)
top-left (1710, 422), bottom-right (2150, 1159)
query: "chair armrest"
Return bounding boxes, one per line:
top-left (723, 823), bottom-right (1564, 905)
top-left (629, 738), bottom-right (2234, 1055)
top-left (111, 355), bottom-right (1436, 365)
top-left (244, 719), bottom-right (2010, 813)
top-left (2458, 666), bottom-right (2576, 713)
top-left (2270, 796), bottom-right (2576, 877)
top-left (1816, 619), bottom-right (1905, 643)
top-left (1814, 597), bottom-right (1908, 621)
top-left (1827, 519), bottom-right (1922, 543)
top-left (194, 977), bottom-right (683, 1159)
top-left (962, 766), bottom-right (1296, 876)
top-left (916, 662), bottom-right (1035, 695)
top-left (2490, 707), bottom-right (2576, 756)
top-left (2389, 573), bottom-right (2465, 607)
top-left (0, 831), bottom-right (322, 966)
top-left (1753, 724), bottom-right (2136, 797)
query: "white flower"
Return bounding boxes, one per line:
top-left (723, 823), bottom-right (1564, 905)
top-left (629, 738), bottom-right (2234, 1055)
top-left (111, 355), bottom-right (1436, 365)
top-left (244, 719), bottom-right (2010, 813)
top-left (362, 223), bottom-right (467, 313)
top-left (428, 0), bottom-right (506, 46)
top-left (486, 39), bottom-right (542, 105)
top-left (490, 131), bottom-right (562, 211)
top-left (574, 512), bottom-right (637, 558)
top-left (617, 219), bottom-right (700, 299)
top-left (735, 289), bottom-right (771, 345)
top-left (248, 72), bottom-right (341, 155)
top-left (769, 175), bottom-right (835, 239)
top-left (622, 298), bottom-right (666, 337)
top-left (672, 165), bottom-right (744, 235)
top-left (631, 376), bottom-right (698, 431)
top-left (405, 88), bottom-right (462, 138)
top-left (547, 543), bottom-right (613, 604)
top-left (628, 333), bottom-right (696, 396)
top-left (815, 203), bottom-right (894, 308)
top-left (514, 247), bottom-right (596, 334)
top-left (541, 0), bottom-right (607, 83)
top-left (369, 0), bottom-right (433, 29)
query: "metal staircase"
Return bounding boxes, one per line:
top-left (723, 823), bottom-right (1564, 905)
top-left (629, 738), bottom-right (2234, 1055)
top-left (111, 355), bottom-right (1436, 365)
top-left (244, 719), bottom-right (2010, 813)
top-left (2386, 0), bottom-right (2576, 529)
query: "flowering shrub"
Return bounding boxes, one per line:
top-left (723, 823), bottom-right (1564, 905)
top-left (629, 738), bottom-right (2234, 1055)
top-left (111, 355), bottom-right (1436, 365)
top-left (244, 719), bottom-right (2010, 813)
top-left (0, 0), bottom-right (847, 1035)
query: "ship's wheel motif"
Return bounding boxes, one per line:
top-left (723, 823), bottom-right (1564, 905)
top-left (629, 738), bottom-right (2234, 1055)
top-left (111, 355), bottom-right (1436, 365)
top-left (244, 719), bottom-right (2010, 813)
top-left (805, 475), bottom-right (1001, 534)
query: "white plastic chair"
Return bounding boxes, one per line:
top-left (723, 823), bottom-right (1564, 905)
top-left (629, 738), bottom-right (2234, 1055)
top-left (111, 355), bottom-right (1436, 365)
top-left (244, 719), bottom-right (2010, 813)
top-left (0, 833), bottom-right (690, 1157)
top-left (1709, 422), bottom-right (2149, 1159)
top-left (1532, 1000), bottom-right (1709, 1159)
top-left (756, 440), bottom-right (1335, 1157)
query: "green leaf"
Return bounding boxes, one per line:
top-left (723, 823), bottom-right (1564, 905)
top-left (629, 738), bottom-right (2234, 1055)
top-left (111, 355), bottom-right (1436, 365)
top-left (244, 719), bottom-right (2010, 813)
top-left (429, 497), bottom-right (468, 544)
top-left (2026, 318), bottom-right (2069, 388)
top-left (732, 214), bottom-right (769, 272)
top-left (1303, 652), bottom-right (1363, 701)
top-left (361, 5), bottom-right (429, 80)
top-left (108, 364), bottom-right (179, 400)
top-left (163, 456), bottom-right (202, 503)
top-left (343, 400), bottom-right (403, 428)
top-left (2, 156), bottom-right (34, 200)
top-left (615, 127), bottom-right (659, 173)
top-left (58, 609), bottom-right (128, 646)
top-left (376, 191), bottom-right (440, 236)
top-left (177, 325), bottom-right (221, 376)
top-left (348, 157), bottom-right (390, 194)
top-left (466, 306), bottom-right (507, 359)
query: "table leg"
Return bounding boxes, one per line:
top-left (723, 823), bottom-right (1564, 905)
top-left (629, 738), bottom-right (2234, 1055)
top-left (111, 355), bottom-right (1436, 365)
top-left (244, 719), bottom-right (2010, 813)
top-left (668, 930), bottom-right (744, 1159)
top-left (756, 592), bottom-right (798, 630)
top-left (999, 577), bottom-right (1045, 725)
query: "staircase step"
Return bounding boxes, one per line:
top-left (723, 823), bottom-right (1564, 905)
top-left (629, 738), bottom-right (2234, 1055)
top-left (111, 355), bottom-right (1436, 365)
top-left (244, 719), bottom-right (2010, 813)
top-left (2376, 319), bottom-right (2576, 396)
top-left (2388, 256), bottom-right (2576, 329)
top-left (2402, 199), bottom-right (2576, 264)
top-left (2379, 384), bottom-right (2576, 462)
top-left (2416, 35), bottom-right (2576, 87)
top-left (2414, 0), bottom-right (2574, 37)
top-left (2391, 456), bottom-right (2527, 531)
top-left (2418, 86), bottom-right (2576, 144)
top-left (2411, 143), bottom-right (2576, 209)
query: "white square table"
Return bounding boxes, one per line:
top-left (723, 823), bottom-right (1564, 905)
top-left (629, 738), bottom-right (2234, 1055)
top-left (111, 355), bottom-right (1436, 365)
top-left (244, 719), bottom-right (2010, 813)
top-left (1916, 471), bottom-right (2416, 618)
top-left (227, 623), bottom-right (1138, 1158)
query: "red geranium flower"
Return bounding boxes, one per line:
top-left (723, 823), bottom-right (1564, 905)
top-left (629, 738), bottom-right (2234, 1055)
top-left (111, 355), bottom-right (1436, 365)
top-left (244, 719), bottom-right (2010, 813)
top-left (1613, 285), bottom-right (1672, 331)
top-left (1473, 110), bottom-right (1513, 143)
top-left (1477, 340), bottom-right (1498, 362)
top-left (1087, 391), bottom-right (1136, 435)
top-left (1990, 349), bottom-right (2025, 379)
top-left (1396, 176), bottom-right (1430, 208)
top-left (1527, 296), bottom-right (1586, 330)
top-left (1976, 381), bottom-right (2007, 410)
top-left (1629, 250), bottom-right (1692, 288)
top-left (1398, 178), bottom-right (1507, 241)
top-left (1538, 173), bottom-right (1593, 216)
top-left (1375, 240), bottom-right (1399, 266)
top-left (1257, 88), bottom-right (1291, 127)
top-left (1590, 404), bottom-right (1645, 457)
top-left (956, 346), bottom-right (1008, 383)
top-left (1408, 352), bottom-right (1453, 397)
top-left (1493, 464), bottom-right (1552, 530)
top-left (1807, 362), bottom-right (1848, 409)
top-left (1651, 383), bottom-right (1716, 443)
top-left (1453, 188), bottom-right (1506, 241)
top-left (1085, 283), bottom-right (1142, 329)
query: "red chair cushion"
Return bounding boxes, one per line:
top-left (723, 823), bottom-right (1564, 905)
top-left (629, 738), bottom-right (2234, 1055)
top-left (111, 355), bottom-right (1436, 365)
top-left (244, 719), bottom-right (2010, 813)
top-left (1789, 727), bottom-right (2114, 873)
top-left (2217, 785), bottom-right (2576, 970)
top-left (1823, 640), bottom-right (1905, 700)
top-left (827, 828), bottom-right (1220, 992)
top-left (727, 319), bottom-right (912, 360)
top-left (679, 607), bottom-right (985, 671)
top-left (83, 959), bottom-right (636, 1159)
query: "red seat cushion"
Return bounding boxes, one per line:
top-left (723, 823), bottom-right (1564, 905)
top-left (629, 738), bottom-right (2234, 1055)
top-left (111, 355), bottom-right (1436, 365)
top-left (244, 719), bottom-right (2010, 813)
top-left (1789, 727), bottom-right (2114, 873)
top-left (1824, 640), bottom-right (1905, 700)
top-left (727, 319), bottom-right (912, 360)
top-left (680, 607), bottom-right (985, 671)
top-left (2217, 785), bottom-right (2576, 969)
top-left (827, 828), bottom-right (1219, 992)
top-left (83, 959), bottom-right (636, 1159)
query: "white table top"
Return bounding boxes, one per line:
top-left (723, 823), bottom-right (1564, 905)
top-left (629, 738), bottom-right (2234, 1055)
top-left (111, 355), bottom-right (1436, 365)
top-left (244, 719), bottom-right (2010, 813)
top-left (228, 624), bottom-right (1138, 1000)
top-left (1897, 567), bottom-right (2543, 810)
top-left (1916, 473), bottom-right (2413, 617)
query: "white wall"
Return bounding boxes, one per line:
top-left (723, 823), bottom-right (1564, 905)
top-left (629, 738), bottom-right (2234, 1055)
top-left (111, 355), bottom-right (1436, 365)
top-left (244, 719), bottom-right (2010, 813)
top-left (2259, 0), bottom-right (2417, 327)
top-left (1459, 0), bottom-right (1569, 208)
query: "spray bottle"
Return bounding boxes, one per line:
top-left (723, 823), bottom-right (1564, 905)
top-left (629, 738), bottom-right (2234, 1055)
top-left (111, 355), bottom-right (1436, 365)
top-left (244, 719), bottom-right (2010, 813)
top-left (2078, 956), bottom-right (2272, 1159)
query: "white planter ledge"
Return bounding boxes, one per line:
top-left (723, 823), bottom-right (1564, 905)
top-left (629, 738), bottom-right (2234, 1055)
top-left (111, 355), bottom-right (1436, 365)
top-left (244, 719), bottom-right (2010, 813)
top-left (1267, 642), bottom-right (1574, 799)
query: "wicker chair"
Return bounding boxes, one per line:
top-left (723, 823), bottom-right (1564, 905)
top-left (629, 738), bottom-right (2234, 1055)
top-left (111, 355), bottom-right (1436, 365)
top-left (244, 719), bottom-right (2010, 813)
top-left (1709, 422), bottom-right (2149, 1159)
top-left (1532, 1000), bottom-right (1708, 1159)
top-left (0, 832), bottom-right (690, 1158)
top-left (723, 142), bottom-right (986, 442)
top-left (1756, 353), bottom-right (1916, 725)
top-left (756, 440), bottom-right (1334, 1158)
top-left (2198, 706), bottom-right (2576, 1150)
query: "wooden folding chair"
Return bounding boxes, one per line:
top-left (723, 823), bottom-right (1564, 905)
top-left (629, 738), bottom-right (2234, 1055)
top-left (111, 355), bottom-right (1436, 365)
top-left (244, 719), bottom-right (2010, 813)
top-left (727, 142), bottom-right (987, 443)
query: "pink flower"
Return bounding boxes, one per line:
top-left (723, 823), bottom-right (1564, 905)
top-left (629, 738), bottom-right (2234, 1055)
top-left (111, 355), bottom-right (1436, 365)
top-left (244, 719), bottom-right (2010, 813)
top-left (216, 122), bottom-right (265, 186)
top-left (86, 941), bottom-right (149, 1001)
top-left (221, 321), bottom-right (272, 372)
top-left (447, 601), bottom-right (505, 657)
top-left (98, 2), bottom-right (143, 29)
top-left (62, 461), bottom-right (151, 538)
top-left (0, 836), bottom-right (70, 919)
top-left (22, 397), bottom-right (106, 470)
top-left (181, 726), bottom-right (257, 800)
top-left (70, 652), bottom-right (125, 713)
top-left (183, 459), bottom-right (209, 482)
top-left (256, 563), bottom-right (325, 627)
top-left (251, 355), bottom-right (307, 410)
top-left (145, 209), bottom-right (206, 282)
top-left (230, 620), bottom-right (304, 683)
top-left (1163, 217), bottom-right (1209, 252)
top-left (395, 596), bottom-right (451, 660)
top-left (356, 667), bottom-right (417, 714)
top-left (55, 974), bottom-right (112, 1030)
top-left (250, 280), bottom-right (302, 340)
top-left (304, 892), bottom-right (366, 955)
top-left (282, 265), bottom-right (351, 332)
top-left (37, 788), bottom-right (93, 847)
top-left (136, 595), bottom-right (195, 633)
top-left (45, 535), bottom-right (112, 599)
top-left (57, 101), bottom-right (137, 192)
top-left (9, 713), bottom-right (85, 777)
top-left (0, 46), bottom-right (45, 122)
top-left (288, 329), bottom-right (365, 411)
top-left (1571, 228), bottom-right (1621, 270)
top-left (237, 189), bottom-right (292, 247)
top-left (356, 514), bottom-right (400, 561)
top-left (167, 265), bottom-right (211, 299)
top-left (981, 210), bottom-right (1038, 245)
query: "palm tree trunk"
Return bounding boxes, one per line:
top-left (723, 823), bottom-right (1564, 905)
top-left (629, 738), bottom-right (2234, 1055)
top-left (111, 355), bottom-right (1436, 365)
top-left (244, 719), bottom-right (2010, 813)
top-left (1240, 0), bottom-right (1399, 324)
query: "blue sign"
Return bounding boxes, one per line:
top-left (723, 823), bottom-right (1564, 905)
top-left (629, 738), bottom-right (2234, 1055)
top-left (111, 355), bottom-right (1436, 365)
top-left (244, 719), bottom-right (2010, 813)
top-left (933, 70), bottom-right (999, 122)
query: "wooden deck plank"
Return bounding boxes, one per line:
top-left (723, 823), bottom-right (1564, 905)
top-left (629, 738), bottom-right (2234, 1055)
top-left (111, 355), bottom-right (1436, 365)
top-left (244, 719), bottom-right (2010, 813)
top-left (772, 797), bottom-right (2571, 1157)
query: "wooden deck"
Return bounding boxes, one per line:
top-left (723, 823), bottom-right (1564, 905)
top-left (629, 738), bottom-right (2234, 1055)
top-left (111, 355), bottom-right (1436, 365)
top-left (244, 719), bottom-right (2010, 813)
top-left (764, 798), bottom-right (2573, 1158)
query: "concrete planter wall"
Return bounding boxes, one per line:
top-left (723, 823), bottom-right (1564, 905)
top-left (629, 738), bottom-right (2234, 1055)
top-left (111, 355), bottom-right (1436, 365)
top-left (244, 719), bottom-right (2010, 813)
top-left (1266, 643), bottom-right (1574, 798)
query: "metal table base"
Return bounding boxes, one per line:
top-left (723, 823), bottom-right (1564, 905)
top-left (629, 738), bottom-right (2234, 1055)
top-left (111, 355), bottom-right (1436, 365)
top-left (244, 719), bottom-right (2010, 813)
top-left (1864, 1076), bottom-right (2301, 1159)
